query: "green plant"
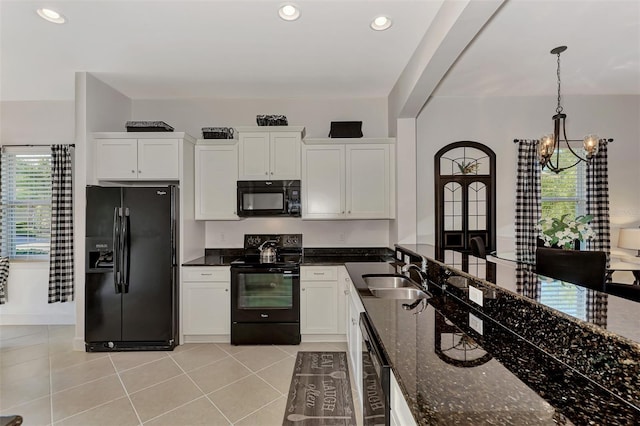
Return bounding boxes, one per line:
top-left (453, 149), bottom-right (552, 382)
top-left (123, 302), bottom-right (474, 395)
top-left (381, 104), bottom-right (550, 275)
top-left (537, 214), bottom-right (596, 249)
top-left (456, 160), bottom-right (479, 175)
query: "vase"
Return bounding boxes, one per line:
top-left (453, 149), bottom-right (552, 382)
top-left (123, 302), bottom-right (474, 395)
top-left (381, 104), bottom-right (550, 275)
top-left (537, 238), bottom-right (580, 250)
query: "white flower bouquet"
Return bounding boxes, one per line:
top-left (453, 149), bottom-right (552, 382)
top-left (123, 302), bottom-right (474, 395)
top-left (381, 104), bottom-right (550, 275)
top-left (537, 214), bottom-right (596, 249)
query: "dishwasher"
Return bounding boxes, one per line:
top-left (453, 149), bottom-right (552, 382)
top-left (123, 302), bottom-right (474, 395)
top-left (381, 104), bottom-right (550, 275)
top-left (360, 312), bottom-right (391, 426)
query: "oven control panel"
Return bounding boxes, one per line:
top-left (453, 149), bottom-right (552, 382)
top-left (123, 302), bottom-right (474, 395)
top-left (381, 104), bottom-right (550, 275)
top-left (244, 234), bottom-right (303, 249)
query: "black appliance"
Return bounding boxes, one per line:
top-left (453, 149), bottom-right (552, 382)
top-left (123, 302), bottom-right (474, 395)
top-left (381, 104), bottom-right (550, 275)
top-left (237, 180), bottom-right (301, 217)
top-left (230, 234), bottom-right (302, 345)
top-left (85, 185), bottom-right (178, 352)
top-left (360, 312), bottom-right (391, 426)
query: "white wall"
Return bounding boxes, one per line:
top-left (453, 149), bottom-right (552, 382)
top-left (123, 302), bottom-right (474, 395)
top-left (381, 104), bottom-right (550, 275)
top-left (132, 97), bottom-right (388, 140)
top-left (133, 97), bottom-right (394, 248)
top-left (73, 72), bottom-right (132, 347)
top-left (416, 94), bottom-right (640, 253)
top-left (0, 100), bottom-right (76, 324)
top-left (205, 218), bottom-right (390, 248)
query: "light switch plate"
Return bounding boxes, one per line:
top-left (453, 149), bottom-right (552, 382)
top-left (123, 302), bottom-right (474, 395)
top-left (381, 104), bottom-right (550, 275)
top-left (404, 254), bottom-right (411, 264)
top-left (469, 313), bottom-right (484, 335)
top-left (468, 285), bottom-right (484, 307)
top-left (396, 250), bottom-right (402, 260)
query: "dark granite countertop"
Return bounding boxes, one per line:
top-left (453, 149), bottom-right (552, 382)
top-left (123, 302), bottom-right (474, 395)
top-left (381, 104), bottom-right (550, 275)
top-left (182, 247), bottom-right (394, 266)
top-left (345, 261), bottom-right (640, 425)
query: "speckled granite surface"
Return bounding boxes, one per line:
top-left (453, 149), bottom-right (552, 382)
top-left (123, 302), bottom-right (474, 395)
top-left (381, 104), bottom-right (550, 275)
top-left (181, 247), bottom-right (394, 266)
top-left (345, 261), bottom-right (640, 425)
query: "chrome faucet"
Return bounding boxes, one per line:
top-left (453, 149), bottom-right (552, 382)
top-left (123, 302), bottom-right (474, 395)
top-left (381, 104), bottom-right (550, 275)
top-left (401, 263), bottom-right (428, 289)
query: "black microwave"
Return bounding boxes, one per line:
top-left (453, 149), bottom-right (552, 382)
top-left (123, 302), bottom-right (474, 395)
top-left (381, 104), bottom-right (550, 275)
top-left (237, 180), bottom-right (301, 217)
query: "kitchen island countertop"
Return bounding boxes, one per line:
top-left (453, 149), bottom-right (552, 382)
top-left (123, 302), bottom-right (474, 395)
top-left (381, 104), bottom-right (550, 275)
top-left (345, 261), bottom-right (640, 425)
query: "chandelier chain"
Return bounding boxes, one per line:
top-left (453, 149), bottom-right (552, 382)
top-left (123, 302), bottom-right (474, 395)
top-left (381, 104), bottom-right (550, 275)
top-left (556, 51), bottom-right (563, 114)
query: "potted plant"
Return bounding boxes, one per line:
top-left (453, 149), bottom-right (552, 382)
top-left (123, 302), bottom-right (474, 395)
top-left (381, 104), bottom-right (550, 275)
top-left (537, 214), bottom-right (596, 249)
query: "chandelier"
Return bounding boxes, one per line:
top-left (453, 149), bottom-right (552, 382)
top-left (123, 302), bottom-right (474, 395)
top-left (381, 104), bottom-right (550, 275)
top-left (538, 46), bottom-right (603, 173)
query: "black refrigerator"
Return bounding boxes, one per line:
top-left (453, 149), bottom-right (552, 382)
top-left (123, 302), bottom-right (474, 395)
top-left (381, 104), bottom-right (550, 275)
top-left (85, 185), bottom-right (178, 352)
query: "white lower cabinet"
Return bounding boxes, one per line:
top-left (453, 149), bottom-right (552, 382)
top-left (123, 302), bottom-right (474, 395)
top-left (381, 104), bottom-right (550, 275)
top-left (300, 266), bottom-right (340, 335)
top-left (391, 372), bottom-right (417, 426)
top-left (182, 267), bottom-right (230, 341)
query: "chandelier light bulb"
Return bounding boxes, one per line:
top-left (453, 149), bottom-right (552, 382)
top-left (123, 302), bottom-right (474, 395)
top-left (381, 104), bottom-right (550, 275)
top-left (583, 134), bottom-right (600, 158)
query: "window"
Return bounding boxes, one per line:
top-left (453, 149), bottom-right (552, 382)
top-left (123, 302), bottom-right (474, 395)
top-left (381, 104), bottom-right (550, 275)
top-left (540, 146), bottom-right (586, 220)
top-left (540, 146), bottom-right (588, 319)
top-left (0, 148), bottom-right (52, 259)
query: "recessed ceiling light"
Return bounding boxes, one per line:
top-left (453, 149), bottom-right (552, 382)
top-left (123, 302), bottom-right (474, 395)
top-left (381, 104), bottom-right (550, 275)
top-left (37, 8), bottom-right (66, 24)
top-left (278, 4), bottom-right (300, 21)
top-left (371, 16), bottom-right (392, 31)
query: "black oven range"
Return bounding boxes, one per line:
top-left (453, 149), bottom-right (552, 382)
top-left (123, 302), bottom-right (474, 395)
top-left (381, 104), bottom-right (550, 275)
top-left (230, 234), bottom-right (302, 345)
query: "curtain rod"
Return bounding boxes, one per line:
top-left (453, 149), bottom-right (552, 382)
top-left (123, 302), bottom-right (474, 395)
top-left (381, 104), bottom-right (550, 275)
top-left (0, 143), bottom-right (75, 148)
top-left (513, 138), bottom-right (614, 143)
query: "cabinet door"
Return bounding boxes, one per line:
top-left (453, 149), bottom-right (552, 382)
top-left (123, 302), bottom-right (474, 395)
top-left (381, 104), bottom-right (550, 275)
top-left (346, 144), bottom-right (390, 218)
top-left (300, 281), bottom-right (339, 334)
top-left (95, 139), bottom-right (138, 180)
top-left (195, 144), bottom-right (239, 220)
top-left (238, 132), bottom-right (270, 179)
top-left (137, 139), bottom-right (180, 179)
top-left (348, 292), bottom-right (364, 404)
top-left (302, 144), bottom-right (345, 219)
top-left (270, 132), bottom-right (301, 179)
top-left (183, 282), bottom-right (230, 335)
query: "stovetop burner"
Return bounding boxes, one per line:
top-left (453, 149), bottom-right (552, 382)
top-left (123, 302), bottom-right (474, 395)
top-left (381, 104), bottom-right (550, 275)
top-left (231, 233), bottom-right (303, 266)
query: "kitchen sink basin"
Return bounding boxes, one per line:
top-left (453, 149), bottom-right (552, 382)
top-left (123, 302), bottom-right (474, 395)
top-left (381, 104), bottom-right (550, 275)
top-left (369, 287), bottom-right (429, 300)
top-left (362, 274), bottom-right (415, 289)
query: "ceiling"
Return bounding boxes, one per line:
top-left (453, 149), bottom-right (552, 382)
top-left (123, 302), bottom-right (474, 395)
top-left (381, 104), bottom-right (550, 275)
top-left (1, 0), bottom-right (639, 103)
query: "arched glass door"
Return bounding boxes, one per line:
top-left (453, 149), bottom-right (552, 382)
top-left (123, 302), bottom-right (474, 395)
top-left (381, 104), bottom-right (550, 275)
top-left (435, 142), bottom-right (496, 257)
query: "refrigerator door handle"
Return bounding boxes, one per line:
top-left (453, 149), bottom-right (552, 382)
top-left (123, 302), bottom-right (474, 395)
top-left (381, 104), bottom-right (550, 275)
top-left (113, 207), bottom-right (122, 294)
top-left (122, 208), bottom-right (130, 293)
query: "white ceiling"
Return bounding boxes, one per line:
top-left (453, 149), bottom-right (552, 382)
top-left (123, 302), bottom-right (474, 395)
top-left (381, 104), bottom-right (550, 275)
top-left (1, 0), bottom-right (639, 103)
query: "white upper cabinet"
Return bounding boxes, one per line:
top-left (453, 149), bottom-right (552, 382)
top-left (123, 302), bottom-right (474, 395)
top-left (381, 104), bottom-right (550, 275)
top-left (237, 126), bottom-right (305, 180)
top-left (195, 142), bottom-right (239, 220)
top-left (302, 144), bottom-right (345, 219)
top-left (302, 138), bottom-right (396, 220)
top-left (93, 132), bottom-right (193, 181)
top-left (346, 144), bottom-right (391, 218)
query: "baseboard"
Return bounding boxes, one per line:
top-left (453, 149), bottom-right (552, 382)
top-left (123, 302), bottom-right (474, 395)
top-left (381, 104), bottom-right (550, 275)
top-left (73, 336), bottom-right (85, 351)
top-left (183, 334), bottom-right (230, 343)
top-left (301, 334), bottom-right (347, 343)
top-left (0, 314), bottom-right (75, 325)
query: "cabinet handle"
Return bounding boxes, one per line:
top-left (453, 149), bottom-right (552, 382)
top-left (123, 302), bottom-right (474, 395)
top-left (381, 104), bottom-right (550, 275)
top-left (138, 170), bottom-right (142, 173)
top-left (313, 272), bottom-right (325, 276)
top-left (265, 172), bottom-right (268, 175)
top-left (302, 288), bottom-right (306, 291)
top-left (351, 318), bottom-right (357, 325)
top-left (341, 211), bottom-right (345, 214)
top-left (131, 170), bottom-right (135, 173)
top-left (200, 273), bottom-right (213, 276)
top-left (348, 210), bottom-right (351, 214)
top-left (225, 289), bottom-right (229, 292)
top-left (344, 290), bottom-right (349, 295)
top-left (270, 172), bottom-right (273, 175)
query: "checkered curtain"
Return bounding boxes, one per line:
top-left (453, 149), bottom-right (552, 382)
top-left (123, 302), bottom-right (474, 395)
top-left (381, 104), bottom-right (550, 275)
top-left (515, 140), bottom-right (541, 264)
top-left (48, 145), bottom-right (74, 303)
top-left (516, 263), bottom-right (540, 301)
top-left (585, 140), bottom-right (610, 327)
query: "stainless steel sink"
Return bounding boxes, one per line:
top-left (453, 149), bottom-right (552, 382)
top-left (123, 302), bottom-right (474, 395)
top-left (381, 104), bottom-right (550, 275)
top-left (369, 287), bottom-right (429, 300)
top-left (362, 274), bottom-right (415, 289)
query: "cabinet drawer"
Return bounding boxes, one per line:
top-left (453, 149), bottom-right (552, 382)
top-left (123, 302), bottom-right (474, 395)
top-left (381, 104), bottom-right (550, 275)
top-left (183, 267), bottom-right (229, 282)
top-left (301, 266), bottom-right (338, 281)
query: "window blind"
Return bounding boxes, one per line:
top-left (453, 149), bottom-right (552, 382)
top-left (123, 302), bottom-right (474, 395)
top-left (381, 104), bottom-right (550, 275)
top-left (541, 146), bottom-right (587, 219)
top-left (540, 279), bottom-right (587, 321)
top-left (0, 148), bottom-right (52, 259)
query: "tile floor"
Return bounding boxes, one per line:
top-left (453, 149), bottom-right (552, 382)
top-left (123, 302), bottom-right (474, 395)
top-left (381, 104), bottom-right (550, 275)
top-left (0, 325), bottom-right (362, 425)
